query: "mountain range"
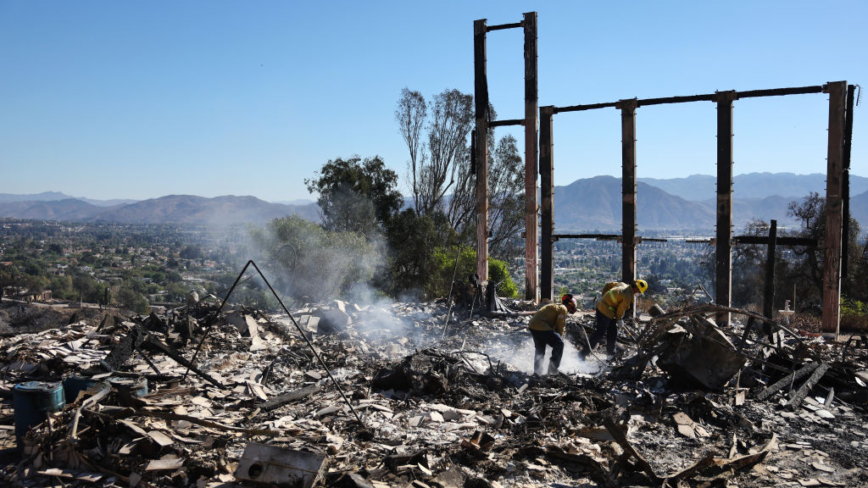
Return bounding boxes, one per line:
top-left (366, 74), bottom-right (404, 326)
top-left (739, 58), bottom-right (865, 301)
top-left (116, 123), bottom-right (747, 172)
top-left (1, 172), bottom-right (866, 231)
top-left (0, 194), bottom-right (319, 225)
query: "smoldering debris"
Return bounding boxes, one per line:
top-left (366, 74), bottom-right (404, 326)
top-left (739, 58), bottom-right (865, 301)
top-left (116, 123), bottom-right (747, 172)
top-left (1, 296), bottom-right (868, 487)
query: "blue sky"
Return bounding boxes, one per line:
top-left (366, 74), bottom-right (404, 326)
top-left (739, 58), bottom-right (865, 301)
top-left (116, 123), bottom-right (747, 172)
top-left (1, 1), bottom-right (865, 202)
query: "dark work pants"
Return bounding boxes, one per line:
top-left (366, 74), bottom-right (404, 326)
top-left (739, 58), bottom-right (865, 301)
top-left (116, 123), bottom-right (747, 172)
top-left (583, 309), bottom-right (618, 356)
top-left (530, 329), bottom-right (564, 375)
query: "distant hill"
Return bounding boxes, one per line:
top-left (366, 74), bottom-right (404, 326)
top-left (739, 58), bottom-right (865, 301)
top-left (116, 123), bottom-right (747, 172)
top-left (0, 199), bottom-right (114, 221)
top-left (0, 192), bottom-right (137, 207)
top-left (0, 191), bottom-right (74, 203)
top-left (1, 173), bottom-right (865, 231)
top-left (0, 195), bottom-right (319, 225)
top-left (852, 190), bottom-right (868, 229)
top-left (554, 176), bottom-right (716, 231)
top-left (89, 195), bottom-right (319, 225)
top-left (552, 176), bottom-right (868, 232)
top-left (639, 172), bottom-right (868, 202)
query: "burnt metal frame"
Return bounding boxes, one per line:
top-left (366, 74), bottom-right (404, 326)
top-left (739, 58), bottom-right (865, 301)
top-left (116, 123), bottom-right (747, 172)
top-left (537, 82), bottom-right (851, 335)
top-left (474, 13), bottom-right (539, 301)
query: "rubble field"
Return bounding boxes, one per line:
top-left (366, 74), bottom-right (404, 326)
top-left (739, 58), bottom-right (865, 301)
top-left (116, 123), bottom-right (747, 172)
top-left (1, 295), bottom-right (867, 488)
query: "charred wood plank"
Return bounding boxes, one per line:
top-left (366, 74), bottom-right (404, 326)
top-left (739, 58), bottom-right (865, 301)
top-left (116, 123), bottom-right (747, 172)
top-left (603, 418), bottom-right (660, 483)
top-left (755, 362), bottom-right (819, 401)
top-left (787, 362), bottom-right (830, 409)
top-left (143, 335), bottom-right (227, 390)
top-left (258, 384), bottom-right (321, 412)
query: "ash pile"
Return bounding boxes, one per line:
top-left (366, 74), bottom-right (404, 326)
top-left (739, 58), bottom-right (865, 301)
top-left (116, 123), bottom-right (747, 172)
top-left (1, 293), bottom-right (868, 487)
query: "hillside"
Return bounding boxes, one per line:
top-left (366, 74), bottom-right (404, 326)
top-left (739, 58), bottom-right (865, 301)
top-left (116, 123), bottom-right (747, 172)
top-left (639, 172), bottom-right (868, 202)
top-left (0, 195), bottom-right (319, 225)
top-left (554, 176), bottom-right (716, 231)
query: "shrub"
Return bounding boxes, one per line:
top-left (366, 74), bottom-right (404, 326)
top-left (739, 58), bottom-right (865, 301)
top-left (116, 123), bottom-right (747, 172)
top-left (429, 246), bottom-right (517, 299)
top-left (841, 297), bottom-right (868, 332)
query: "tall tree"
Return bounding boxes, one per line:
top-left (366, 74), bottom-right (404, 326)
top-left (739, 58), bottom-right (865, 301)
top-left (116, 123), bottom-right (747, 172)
top-left (488, 134), bottom-right (525, 259)
top-left (396, 88), bottom-right (474, 217)
top-left (787, 192), bottom-right (863, 303)
top-left (305, 156), bottom-right (403, 236)
top-left (395, 89), bottom-right (427, 215)
top-left (396, 89), bottom-right (524, 259)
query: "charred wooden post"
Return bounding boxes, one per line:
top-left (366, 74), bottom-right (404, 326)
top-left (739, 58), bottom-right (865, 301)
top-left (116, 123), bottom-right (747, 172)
top-left (539, 105), bottom-right (555, 302)
top-left (617, 99), bottom-right (638, 285)
top-left (474, 19), bottom-right (490, 281)
top-left (523, 11), bottom-right (539, 302)
top-left (841, 84), bottom-right (856, 293)
top-left (715, 91), bottom-right (737, 326)
top-left (822, 81), bottom-right (847, 337)
top-left (763, 220), bottom-right (778, 322)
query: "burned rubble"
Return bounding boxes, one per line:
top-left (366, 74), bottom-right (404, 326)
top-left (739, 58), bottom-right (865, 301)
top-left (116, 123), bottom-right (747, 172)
top-left (1, 289), bottom-right (868, 488)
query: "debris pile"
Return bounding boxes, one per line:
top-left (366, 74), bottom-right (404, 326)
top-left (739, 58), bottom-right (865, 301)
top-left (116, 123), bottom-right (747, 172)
top-left (1, 296), bottom-right (867, 487)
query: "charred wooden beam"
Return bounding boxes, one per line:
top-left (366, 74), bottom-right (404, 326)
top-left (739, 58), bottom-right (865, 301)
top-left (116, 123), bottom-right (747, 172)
top-left (822, 81), bottom-right (847, 336)
top-left (734, 236), bottom-right (817, 246)
top-left (486, 21), bottom-right (522, 31)
top-left (489, 118), bottom-right (525, 127)
top-left (755, 362), bottom-right (819, 401)
top-left (524, 11), bottom-right (539, 302)
top-left (618, 99), bottom-right (638, 285)
top-left (474, 19), bottom-right (490, 281)
top-left (553, 84), bottom-right (823, 113)
top-left (788, 362), bottom-right (830, 409)
top-left (763, 220), bottom-right (778, 321)
top-left (259, 384), bottom-right (321, 412)
top-left (842, 84), bottom-right (856, 292)
top-left (539, 105), bottom-right (555, 302)
top-left (715, 90), bottom-right (737, 326)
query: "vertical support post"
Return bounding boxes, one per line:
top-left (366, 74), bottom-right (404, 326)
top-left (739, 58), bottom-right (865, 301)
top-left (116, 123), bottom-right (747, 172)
top-left (715, 91), bottom-right (737, 326)
top-left (841, 84), bottom-right (855, 294)
top-left (763, 220), bottom-right (778, 320)
top-left (617, 99), bottom-right (638, 285)
top-left (822, 81), bottom-right (847, 337)
top-left (523, 12), bottom-right (539, 302)
top-left (539, 106), bottom-right (555, 302)
top-left (473, 19), bottom-right (490, 281)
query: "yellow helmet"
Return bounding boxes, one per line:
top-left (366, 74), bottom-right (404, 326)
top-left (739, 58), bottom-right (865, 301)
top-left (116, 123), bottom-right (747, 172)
top-left (633, 279), bottom-right (648, 294)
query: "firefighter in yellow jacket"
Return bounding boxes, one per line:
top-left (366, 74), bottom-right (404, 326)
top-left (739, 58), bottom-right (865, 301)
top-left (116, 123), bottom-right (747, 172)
top-left (581, 280), bottom-right (648, 359)
top-left (528, 294), bottom-right (577, 376)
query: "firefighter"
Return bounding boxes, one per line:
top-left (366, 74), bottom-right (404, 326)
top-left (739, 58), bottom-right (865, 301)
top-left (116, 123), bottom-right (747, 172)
top-left (581, 279), bottom-right (647, 359)
top-left (528, 294), bottom-right (578, 376)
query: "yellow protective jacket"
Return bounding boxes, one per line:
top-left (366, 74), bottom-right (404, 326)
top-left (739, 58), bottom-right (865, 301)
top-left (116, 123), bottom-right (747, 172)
top-left (597, 282), bottom-right (634, 320)
top-left (528, 303), bottom-right (567, 335)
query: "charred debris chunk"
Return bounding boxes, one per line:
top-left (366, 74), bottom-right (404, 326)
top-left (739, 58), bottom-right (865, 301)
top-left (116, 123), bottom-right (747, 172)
top-left (1, 292), bottom-right (867, 488)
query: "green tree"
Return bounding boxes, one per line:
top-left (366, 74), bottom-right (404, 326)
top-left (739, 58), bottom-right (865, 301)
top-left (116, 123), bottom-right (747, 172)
top-left (397, 89), bottom-right (526, 255)
top-left (117, 285), bottom-right (150, 314)
top-left (430, 246), bottom-right (517, 299)
top-left (787, 192), bottom-right (864, 304)
top-left (488, 134), bottom-right (525, 260)
top-left (305, 156), bottom-right (403, 236)
top-left (381, 209), bottom-right (458, 297)
top-left (180, 245), bottom-right (203, 260)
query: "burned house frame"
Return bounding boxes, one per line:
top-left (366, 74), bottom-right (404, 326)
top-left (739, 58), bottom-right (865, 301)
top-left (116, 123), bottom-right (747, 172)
top-left (473, 12), bottom-right (855, 335)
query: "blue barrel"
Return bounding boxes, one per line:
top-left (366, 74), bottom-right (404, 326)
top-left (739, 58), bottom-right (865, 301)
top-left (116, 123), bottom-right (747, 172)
top-left (13, 382), bottom-right (65, 449)
top-left (62, 376), bottom-right (98, 403)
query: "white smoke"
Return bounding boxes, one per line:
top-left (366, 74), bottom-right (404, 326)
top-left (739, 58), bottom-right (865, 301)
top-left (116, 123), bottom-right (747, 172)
top-left (482, 329), bottom-right (604, 376)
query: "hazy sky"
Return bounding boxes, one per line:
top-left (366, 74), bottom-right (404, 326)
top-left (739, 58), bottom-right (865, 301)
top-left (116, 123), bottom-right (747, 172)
top-left (1, 1), bottom-right (866, 202)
